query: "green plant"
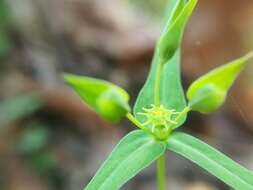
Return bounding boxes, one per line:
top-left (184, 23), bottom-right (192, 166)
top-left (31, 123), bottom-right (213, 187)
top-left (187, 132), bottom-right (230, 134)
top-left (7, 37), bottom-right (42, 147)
top-left (64, 0), bottom-right (253, 189)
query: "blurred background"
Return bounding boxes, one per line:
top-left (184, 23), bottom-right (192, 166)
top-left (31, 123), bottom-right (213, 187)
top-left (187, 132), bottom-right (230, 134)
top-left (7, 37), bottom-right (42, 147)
top-left (0, 0), bottom-right (253, 189)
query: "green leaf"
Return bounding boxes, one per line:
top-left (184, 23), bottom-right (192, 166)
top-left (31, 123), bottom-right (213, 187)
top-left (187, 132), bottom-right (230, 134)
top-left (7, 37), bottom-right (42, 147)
top-left (134, 50), bottom-right (186, 127)
top-left (167, 132), bottom-right (253, 190)
top-left (84, 130), bottom-right (166, 190)
top-left (64, 73), bottom-right (130, 123)
top-left (169, 0), bottom-right (186, 24)
top-left (187, 52), bottom-right (253, 113)
top-left (134, 0), bottom-right (198, 128)
top-left (163, 0), bottom-right (186, 27)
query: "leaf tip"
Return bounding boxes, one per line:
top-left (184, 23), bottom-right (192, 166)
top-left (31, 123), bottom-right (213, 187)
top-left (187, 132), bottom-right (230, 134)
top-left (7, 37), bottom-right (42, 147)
top-left (62, 72), bottom-right (74, 84)
top-left (244, 51), bottom-right (253, 61)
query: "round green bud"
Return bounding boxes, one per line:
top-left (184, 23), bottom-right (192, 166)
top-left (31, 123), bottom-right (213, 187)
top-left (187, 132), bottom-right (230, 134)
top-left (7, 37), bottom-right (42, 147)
top-left (96, 89), bottom-right (130, 123)
top-left (152, 125), bottom-right (170, 141)
top-left (189, 84), bottom-right (226, 114)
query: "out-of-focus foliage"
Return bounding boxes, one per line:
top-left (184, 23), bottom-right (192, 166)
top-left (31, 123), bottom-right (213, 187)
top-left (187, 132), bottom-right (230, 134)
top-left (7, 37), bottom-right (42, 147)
top-left (17, 124), bottom-right (50, 154)
top-left (126, 0), bottom-right (167, 19)
top-left (0, 31), bottom-right (11, 55)
top-left (17, 122), bottom-right (61, 188)
top-left (0, 0), bottom-right (12, 56)
top-left (0, 94), bottom-right (43, 127)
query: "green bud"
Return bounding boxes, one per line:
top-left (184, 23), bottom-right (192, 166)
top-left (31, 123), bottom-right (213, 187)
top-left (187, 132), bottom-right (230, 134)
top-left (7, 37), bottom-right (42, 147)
top-left (188, 84), bottom-right (226, 114)
top-left (97, 89), bottom-right (130, 123)
top-left (64, 74), bottom-right (130, 124)
top-left (158, 0), bottom-right (197, 62)
top-left (187, 52), bottom-right (253, 114)
top-left (152, 125), bottom-right (170, 141)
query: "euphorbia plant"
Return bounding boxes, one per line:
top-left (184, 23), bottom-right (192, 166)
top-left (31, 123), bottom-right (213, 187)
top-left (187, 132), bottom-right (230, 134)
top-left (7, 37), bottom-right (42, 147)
top-left (64, 0), bottom-right (253, 189)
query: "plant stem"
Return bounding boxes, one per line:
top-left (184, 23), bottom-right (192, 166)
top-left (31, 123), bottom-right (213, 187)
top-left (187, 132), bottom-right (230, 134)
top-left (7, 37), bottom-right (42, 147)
top-left (157, 154), bottom-right (166, 190)
top-left (126, 113), bottom-right (156, 138)
top-left (154, 60), bottom-right (166, 190)
top-left (175, 106), bottom-right (190, 123)
top-left (154, 61), bottom-right (165, 106)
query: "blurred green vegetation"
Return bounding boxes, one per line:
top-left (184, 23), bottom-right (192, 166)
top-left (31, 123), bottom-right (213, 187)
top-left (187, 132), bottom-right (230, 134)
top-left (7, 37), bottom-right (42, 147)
top-left (17, 124), bottom-right (50, 154)
top-left (0, 94), bottom-right (43, 127)
top-left (0, 0), bottom-right (12, 56)
top-left (17, 122), bottom-right (63, 189)
top-left (0, 30), bottom-right (11, 55)
top-left (126, 0), bottom-right (167, 20)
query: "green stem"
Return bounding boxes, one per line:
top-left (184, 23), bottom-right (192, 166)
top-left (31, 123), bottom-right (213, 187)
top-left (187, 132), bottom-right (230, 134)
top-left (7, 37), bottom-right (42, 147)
top-left (154, 60), bottom-right (166, 190)
top-left (170, 106), bottom-right (191, 130)
top-left (126, 113), bottom-right (157, 138)
top-left (175, 106), bottom-right (190, 123)
top-left (157, 154), bottom-right (166, 190)
top-left (154, 61), bottom-right (165, 106)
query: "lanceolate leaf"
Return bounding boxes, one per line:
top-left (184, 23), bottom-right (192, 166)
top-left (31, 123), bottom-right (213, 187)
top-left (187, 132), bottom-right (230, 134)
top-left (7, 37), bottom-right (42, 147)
top-left (84, 130), bottom-right (166, 190)
top-left (187, 52), bottom-right (253, 113)
top-left (64, 74), bottom-right (130, 123)
top-left (134, 0), bottom-right (198, 127)
top-left (167, 132), bottom-right (253, 190)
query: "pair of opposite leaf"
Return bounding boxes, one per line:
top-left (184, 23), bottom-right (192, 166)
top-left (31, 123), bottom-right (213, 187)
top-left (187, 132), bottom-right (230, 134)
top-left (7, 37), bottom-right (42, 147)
top-left (64, 0), bottom-right (253, 190)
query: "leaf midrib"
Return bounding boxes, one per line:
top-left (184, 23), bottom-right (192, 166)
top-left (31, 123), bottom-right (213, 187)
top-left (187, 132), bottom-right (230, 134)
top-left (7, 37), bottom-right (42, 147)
top-left (98, 138), bottom-right (159, 190)
top-left (169, 135), bottom-right (253, 189)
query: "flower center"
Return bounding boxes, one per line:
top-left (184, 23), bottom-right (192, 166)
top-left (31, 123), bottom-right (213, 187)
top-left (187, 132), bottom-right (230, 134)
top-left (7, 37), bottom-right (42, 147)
top-left (138, 104), bottom-right (179, 140)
